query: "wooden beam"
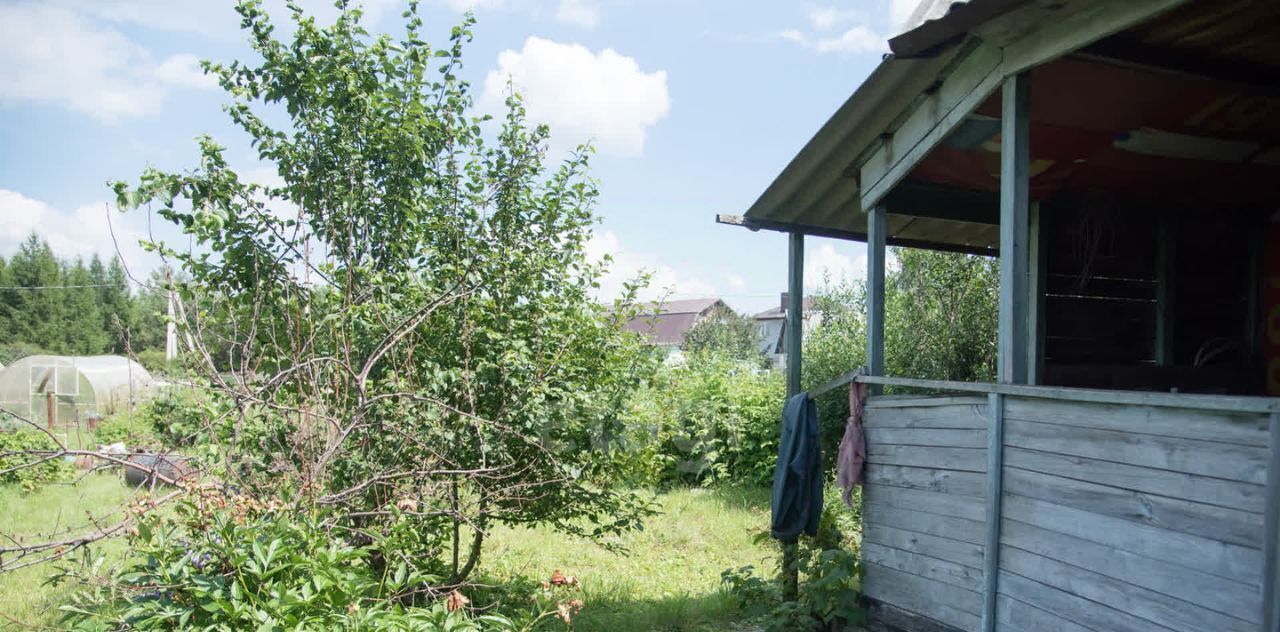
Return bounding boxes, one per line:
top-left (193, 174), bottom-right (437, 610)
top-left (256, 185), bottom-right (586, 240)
top-left (867, 205), bottom-right (887, 390)
top-left (981, 392), bottom-right (1005, 632)
top-left (998, 73), bottom-right (1030, 385)
top-left (1027, 202), bottom-right (1045, 385)
top-left (715, 214), bottom-right (999, 257)
top-left (859, 0), bottom-right (1191, 211)
top-left (1155, 214), bottom-right (1177, 366)
top-left (1264, 413), bottom-right (1280, 632)
top-left (786, 232), bottom-right (804, 398)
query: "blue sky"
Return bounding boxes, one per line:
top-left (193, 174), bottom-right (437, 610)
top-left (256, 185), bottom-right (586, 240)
top-left (0, 0), bottom-right (915, 314)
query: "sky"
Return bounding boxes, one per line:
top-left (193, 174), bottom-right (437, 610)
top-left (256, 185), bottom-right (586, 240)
top-left (0, 0), bottom-right (919, 315)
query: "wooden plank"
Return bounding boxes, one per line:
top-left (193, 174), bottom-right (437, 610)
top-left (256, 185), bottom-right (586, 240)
top-left (1004, 418), bottom-right (1269, 484)
top-left (1002, 397), bottom-right (1270, 446)
top-left (1001, 518), bottom-right (1260, 623)
top-left (868, 444), bottom-right (987, 473)
top-left (865, 464), bottom-right (986, 498)
top-left (864, 562), bottom-right (982, 632)
top-left (864, 542), bottom-right (984, 592)
top-left (867, 395), bottom-right (989, 409)
top-left (998, 73), bottom-right (1030, 386)
top-left (1002, 493), bottom-right (1261, 585)
top-left (980, 392), bottom-right (1004, 632)
top-left (998, 571), bottom-right (1175, 632)
top-left (996, 594), bottom-right (1097, 632)
top-left (866, 428), bottom-right (986, 449)
top-left (863, 502), bottom-right (987, 546)
top-left (868, 203), bottom-right (886, 387)
top-left (851, 374), bottom-right (1280, 414)
top-left (869, 598), bottom-right (970, 632)
top-left (1001, 544), bottom-right (1254, 632)
top-left (864, 485), bottom-right (987, 523)
top-left (1264, 413), bottom-right (1280, 632)
top-left (1004, 445), bottom-right (1265, 513)
top-left (1003, 467), bottom-right (1264, 548)
top-left (1156, 213), bottom-right (1176, 366)
top-left (866, 404), bottom-right (989, 429)
top-left (859, 41), bottom-right (1004, 210)
top-left (864, 523), bottom-right (985, 570)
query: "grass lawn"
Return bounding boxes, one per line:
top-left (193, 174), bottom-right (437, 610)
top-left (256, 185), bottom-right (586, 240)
top-left (0, 482), bottom-right (776, 631)
top-left (0, 472), bottom-right (135, 630)
top-left (484, 486), bottom-right (776, 632)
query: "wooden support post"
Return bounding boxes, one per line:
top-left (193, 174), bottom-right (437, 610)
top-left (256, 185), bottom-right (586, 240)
top-left (782, 231), bottom-right (804, 601)
top-left (1156, 215), bottom-right (1177, 367)
top-left (786, 232), bottom-right (805, 397)
top-left (1027, 202), bottom-right (1045, 385)
top-left (867, 204), bottom-right (887, 392)
top-left (981, 393), bottom-right (1006, 632)
top-left (46, 391), bottom-right (54, 430)
top-left (998, 73), bottom-right (1030, 385)
top-left (1264, 412), bottom-right (1280, 632)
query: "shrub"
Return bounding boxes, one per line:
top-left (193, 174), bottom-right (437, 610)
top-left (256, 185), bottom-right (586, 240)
top-left (620, 352), bottom-right (784, 486)
top-left (53, 490), bottom-right (519, 631)
top-left (92, 408), bottom-right (160, 448)
top-left (0, 428), bottom-right (72, 492)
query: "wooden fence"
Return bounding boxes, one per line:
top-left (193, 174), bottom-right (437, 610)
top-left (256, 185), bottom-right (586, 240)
top-left (854, 377), bottom-right (1280, 632)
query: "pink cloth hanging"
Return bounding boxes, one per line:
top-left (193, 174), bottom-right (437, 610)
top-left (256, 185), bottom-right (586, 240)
top-left (836, 378), bottom-right (868, 506)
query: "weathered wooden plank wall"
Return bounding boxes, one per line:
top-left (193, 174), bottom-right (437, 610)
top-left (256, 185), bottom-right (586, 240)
top-left (860, 393), bottom-right (1273, 632)
top-left (863, 396), bottom-right (990, 632)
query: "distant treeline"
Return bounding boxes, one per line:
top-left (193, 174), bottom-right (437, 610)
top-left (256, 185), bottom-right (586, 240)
top-left (0, 233), bottom-right (167, 362)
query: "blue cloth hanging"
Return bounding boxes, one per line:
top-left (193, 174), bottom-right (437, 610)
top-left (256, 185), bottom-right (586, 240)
top-left (771, 392), bottom-right (823, 540)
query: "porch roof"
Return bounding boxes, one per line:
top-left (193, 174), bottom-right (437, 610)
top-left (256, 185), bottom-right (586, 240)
top-left (727, 0), bottom-right (1280, 255)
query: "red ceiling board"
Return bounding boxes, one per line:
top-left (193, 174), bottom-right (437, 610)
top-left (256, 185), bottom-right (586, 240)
top-left (913, 57), bottom-right (1280, 208)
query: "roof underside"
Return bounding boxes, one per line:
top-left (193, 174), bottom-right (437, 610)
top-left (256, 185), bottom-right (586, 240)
top-left (737, 0), bottom-right (1280, 255)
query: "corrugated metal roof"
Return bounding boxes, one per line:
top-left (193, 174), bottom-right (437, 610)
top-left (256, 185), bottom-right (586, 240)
top-left (624, 298), bottom-right (725, 346)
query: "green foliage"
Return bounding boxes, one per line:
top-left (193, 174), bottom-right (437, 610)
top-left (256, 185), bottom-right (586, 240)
top-left (886, 249), bottom-right (998, 382)
top-left (0, 234), bottom-right (165, 357)
top-left (721, 505), bottom-right (863, 632)
top-left (680, 304), bottom-right (763, 364)
top-left (620, 353), bottom-right (783, 486)
top-left (801, 281), bottom-right (866, 465)
top-left (0, 429), bottom-right (72, 492)
top-left (108, 0), bottom-right (657, 590)
top-left (91, 410), bottom-right (160, 448)
top-left (53, 495), bottom-right (517, 631)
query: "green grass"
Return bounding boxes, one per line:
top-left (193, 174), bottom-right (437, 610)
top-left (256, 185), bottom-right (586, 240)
top-left (0, 482), bottom-right (777, 631)
top-left (0, 472), bottom-right (134, 630)
top-left (484, 486), bottom-right (776, 632)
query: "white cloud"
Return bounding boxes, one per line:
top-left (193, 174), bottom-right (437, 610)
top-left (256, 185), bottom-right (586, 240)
top-left (804, 242), bottom-right (865, 290)
top-left (440, 0), bottom-right (508, 11)
top-left (807, 6), bottom-right (864, 32)
top-left (556, 0), bottom-right (600, 28)
top-left (154, 54), bottom-right (219, 91)
top-left (0, 190), bottom-right (150, 273)
top-left (780, 24), bottom-right (886, 55)
top-left (726, 273), bottom-right (747, 292)
top-left (481, 37), bottom-right (670, 158)
top-left (586, 230), bottom-right (715, 301)
top-left (0, 4), bottom-right (218, 121)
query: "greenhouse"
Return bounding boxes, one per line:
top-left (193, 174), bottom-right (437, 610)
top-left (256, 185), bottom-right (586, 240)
top-left (0, 355), bottom-right (156, 427)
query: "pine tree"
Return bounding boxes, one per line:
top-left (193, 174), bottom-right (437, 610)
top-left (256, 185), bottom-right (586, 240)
top-left (6, 234), bottom-right (65, 352)
top-left (62, 258), bottom-right (108, 354)
top-left (93, 255), bottom-right (134, 352)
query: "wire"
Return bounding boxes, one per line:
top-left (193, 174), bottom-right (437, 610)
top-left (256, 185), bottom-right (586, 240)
top-left (0, 283), bottom-right (133, 290)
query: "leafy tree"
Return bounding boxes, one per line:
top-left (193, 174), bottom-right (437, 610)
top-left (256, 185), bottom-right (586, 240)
top-left (112, 0), bottom-right (653, 589)
top-left (885, 249), bottom-right (997, 382)
top-left (681, 303), bottom-right (763, 363)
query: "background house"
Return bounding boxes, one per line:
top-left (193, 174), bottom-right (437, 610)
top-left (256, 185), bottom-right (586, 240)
top-left (753, 293), bottom-right (817, 369)
top-left (623, 298), bottom-right (728, 360)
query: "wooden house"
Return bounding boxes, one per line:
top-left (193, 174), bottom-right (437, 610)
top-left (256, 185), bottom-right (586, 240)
top-left (720, 1), bottom-right (1280, 630)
